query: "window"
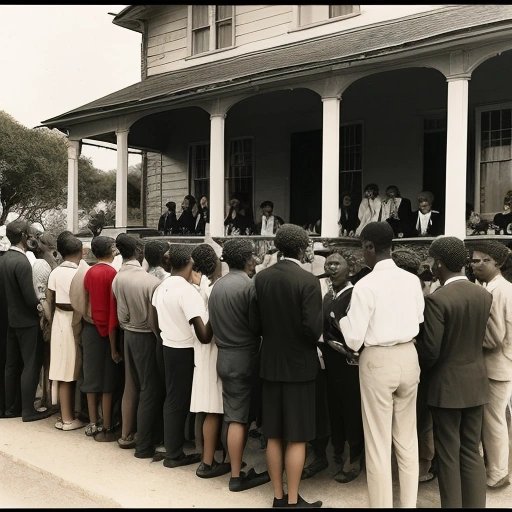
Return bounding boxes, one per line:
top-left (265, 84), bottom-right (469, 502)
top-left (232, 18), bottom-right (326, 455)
top-left (190, 5), bottom-right (233, 56)
top-left (298, 5), bottom-right (360, 27)
top-left (189, 143), bottom-right (210, 199)
top-left (226, 138), bottom-right (254, 217)
top-left (339, 123), bottom-right (363, 204)
top-left (477, 106), bottom-right (512, 214)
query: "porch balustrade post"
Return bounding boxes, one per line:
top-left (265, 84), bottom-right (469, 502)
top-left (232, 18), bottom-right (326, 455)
top-left (66, 139), bottom-right (80, 233)
top-left (321, 96), bottom-right (341, 238)
top-left (445, 76), bottom-right (470, 239)
top-left (209, 113), bottom-right (226, 238)
top-left (115, 128), bottom-right (130, 229)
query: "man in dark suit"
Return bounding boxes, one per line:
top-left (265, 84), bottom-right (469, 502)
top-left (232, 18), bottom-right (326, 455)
top-left (254, 224), bottom-right (323, 508)
top-left (1, 220), bottom-right (52, 422)
top-left (416, 236), bottom-right (492, 508)
top-left (411, 191), bottom-right (443, 237)
top-left (158, 201), bottom-right (178, 235)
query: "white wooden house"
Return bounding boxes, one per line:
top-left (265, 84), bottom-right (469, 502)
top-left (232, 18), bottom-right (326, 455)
top-left (42, 4), bottom-right (512, 241)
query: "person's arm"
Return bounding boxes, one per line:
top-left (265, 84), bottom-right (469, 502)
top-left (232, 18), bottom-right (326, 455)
top-left (484, 293), bottom-right (500, 350)
top-left (415, 296), bottom-right (444, 370)
top-left (190, 317), bottom-right (213, 344)
top-left (46, 288), bottom-right (56, 324)
top-left (301, 278), bottom-right (323, 344)
top-left (107, 274), bottom-right (121, 363)
top-left (339, 284), bottom-right (374, 352)
top-left (247, 282), bottom-right (261, 337)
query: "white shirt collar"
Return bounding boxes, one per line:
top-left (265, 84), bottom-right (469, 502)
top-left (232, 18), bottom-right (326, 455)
top-left (334, 282), bottom-right (354, 299)
top-left (372, 259), bottom-right (397, 271)
top-left (283, 257), bottom-right (302, 267)
top-left (483, 273), bottom-right (504, 292)
top-left (9, 246), bottom-right (26, 254)
top-left (443, 275), bottom-right (468, 286)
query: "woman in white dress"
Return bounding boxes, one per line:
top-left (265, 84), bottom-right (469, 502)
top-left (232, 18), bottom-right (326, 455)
top-left (189, 244), bottom-right (227, 478)
top-left (47, 234), bottom-right (86, 431)
top-left (355, 183), bottom-right (382, 237)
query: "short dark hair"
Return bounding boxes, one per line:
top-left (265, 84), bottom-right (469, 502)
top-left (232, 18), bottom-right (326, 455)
top-left (163, 244), bottom-right (193, 271)
top-left (364, 183), bottom-right (379, 195)
top-left (184, 195), bottom-right (196, 208)
top-left (469, 240), bottom-right (511, 267)
top-left (56, 230), bottom-right (74, 246)
top-left (260, 200), bottom-right (274, 209)
top-left (57, 235), bottom-right (82, 258)
top-left (91, 235), bottom-right (115, 259)
top-left (116, 233), bottom-right (138, 260)
top-left (360, 222), bottom-right (394, 252)
top-left (429, 236), bottom-right (467, 272)
top-left (386, 185), bottom-right (401, 197)
top-left (418, 191), bottom-right (434, 204)
top-left (144, 240), bottom-right (168, 268)
top-left (166, 201), bottom-right (176, 210)
top-left (392, 248), bottom-right (421, 275)
top-left (6, 219), bottom-right (29, 245)
top-left (274, 224), bottom-right (310, 259)
top-left (222, 239), bottom-right (254, 270)
top-left (191, 244), bottom-right (218, 276)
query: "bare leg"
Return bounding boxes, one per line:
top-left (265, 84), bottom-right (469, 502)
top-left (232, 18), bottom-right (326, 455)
top-left (202, 413), bottom-right (221, 465)
top-left (267, 438), bottom-right (285, 499)
top-left (86, 393), bottom-right (98, 424)
top-left (285, 441), bottom-right (306, 504)
top-left (59, 381), bottom-right (76, 423)
top-left (227, 422), bottom-right (247, 477)
top-left (102, 392), bottom-right (113, 430)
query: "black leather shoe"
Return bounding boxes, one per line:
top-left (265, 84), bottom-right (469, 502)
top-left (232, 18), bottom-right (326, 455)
top-left (134, 449), bottom-right (155, 459)
top-left (229, 469), bottom-right (270, 492)
top-left (272, 494), bottom-right (288, 508)
top-left (196, 460), bottom-right (231, 479)
top-left (288, 495), bottom-right (322, 508)
top-left (22, 409), bottom-right (53, 422)
top-left (301, 457), bottom-right (328, 480)
top-left (163, 452), bottom-right (201, 468)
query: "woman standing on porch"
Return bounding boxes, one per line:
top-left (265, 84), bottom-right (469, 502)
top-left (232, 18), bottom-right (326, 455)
top-left (355, 184), bottom-right (382, 237)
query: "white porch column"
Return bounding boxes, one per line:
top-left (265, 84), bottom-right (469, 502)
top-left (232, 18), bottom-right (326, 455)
top-left (321, 95), bottom-right (341, 237)
top-left (66, 139), bottom-right (80, 233)
top-left (445, 76), bottom-right (470, 239)
top-left (209, 113), bottom-right (226, 237)
top-left (115, 128), bottom-right (129, 229)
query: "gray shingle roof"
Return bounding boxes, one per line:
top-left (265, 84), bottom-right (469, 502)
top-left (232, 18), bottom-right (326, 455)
top-left (43, 5), bottom-right (512, 127)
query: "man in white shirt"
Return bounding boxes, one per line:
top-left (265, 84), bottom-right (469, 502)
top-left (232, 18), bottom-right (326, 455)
top-left (470, 241), bottom-right (512, 489)
top-left (339, 221), bottom-right (424, 507)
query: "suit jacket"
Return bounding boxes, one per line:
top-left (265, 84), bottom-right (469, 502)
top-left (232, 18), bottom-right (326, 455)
top-left (381, 197), bottom-right (413, 237)
top-left (338, 206), bottom-right (359, 234)
top-left (1, 249), bottom-right (39, 328)
top-left (411, 210), bottom-right (444, 237)
top-left (177, 209), bottom-right (196, 234)
top-left (416, 279), bottom-right (492, 408)
top-left (158, 211), bottom-right (178, 234)
top-left (254, 259), bottom-right (322, 382)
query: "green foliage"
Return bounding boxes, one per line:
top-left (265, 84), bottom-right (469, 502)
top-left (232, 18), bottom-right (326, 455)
top-left (0, 111), bottom-right (67, 225)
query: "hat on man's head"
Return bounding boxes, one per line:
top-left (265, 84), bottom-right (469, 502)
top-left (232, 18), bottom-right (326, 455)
top-left (429, 236), bottom-right (467, 272)
top-left (468, 240), bottom-right (511, 266)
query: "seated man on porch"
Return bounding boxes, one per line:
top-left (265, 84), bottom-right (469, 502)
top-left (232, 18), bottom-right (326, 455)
top-left (224, 195), bottom-right (254, 236)
top-left (254, 201), bottom-right (285, 236)
top-left (410, 191), bottom-right (444, 237)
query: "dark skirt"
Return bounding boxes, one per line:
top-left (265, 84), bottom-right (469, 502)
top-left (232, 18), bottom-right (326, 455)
top-left (261, 379), bottom-right (316, 442)
top-left (80, 322), bottom-right (121, 393)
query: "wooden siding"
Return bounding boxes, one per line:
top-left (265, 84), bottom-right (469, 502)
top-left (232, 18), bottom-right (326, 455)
top-left (146, 5), bottom-right (188, 76)
top-left (145, 5), bottom-right (293, 76)
top-left (146, 152), bottom-right (189, 229)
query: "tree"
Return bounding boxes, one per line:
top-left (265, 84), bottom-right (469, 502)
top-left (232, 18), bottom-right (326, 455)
top-left (0, 111), bottom-right (67, 225)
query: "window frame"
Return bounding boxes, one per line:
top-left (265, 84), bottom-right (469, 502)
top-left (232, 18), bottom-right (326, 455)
top-left (188, 141), bottom-right (211, 200)
top-left (225, 136), bottom-right (255, 219)
top-left (187, 5), bottom-right (235, 59)
top-left (474, 102), bottom-right (512, 216)
top-left (339, 120), bottom-right (364, 204)
top-left (291, 5), bottom-right (361, 32)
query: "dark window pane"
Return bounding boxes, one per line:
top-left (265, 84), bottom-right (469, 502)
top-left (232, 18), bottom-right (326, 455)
top-left (491, 110), bottom-right (500, 130)
top-left (329, 5), bottom-right (354, 17)
top-left (503, 109), bottom-right (512, 130)
top-left (481, 111), bottom-right (489, 131)
top-left (216, 5), bottom-right (232, 20)
top-left (193, 28), bottom-right (210, 54)
top-left (216, 21), bottom-right (232, 49)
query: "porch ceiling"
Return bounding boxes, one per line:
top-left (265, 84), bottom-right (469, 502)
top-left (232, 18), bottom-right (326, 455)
top-left (43, 5), bottom-right (512, 131)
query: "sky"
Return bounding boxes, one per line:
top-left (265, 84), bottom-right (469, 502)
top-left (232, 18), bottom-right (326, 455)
top-left (0, 5), bottom-right (142, 171)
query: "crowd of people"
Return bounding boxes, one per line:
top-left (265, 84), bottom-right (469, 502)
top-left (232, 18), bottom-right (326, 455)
top-left (0, 218), bottom-right (511, 508)
top-left (159, 186), bottom-right (444, 240)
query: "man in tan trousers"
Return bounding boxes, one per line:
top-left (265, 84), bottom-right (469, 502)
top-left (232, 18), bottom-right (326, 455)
top-left (470, 240), bottom-right (512, 489)
top-left (339, 222), bottom-right (425, 507)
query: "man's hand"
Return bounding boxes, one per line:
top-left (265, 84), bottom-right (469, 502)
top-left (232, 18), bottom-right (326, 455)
top-left (111, 351), bottom-right (123, 364)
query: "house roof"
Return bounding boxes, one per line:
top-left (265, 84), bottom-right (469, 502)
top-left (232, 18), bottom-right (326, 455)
top-left (43, 4), bottom-right (512, 129)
